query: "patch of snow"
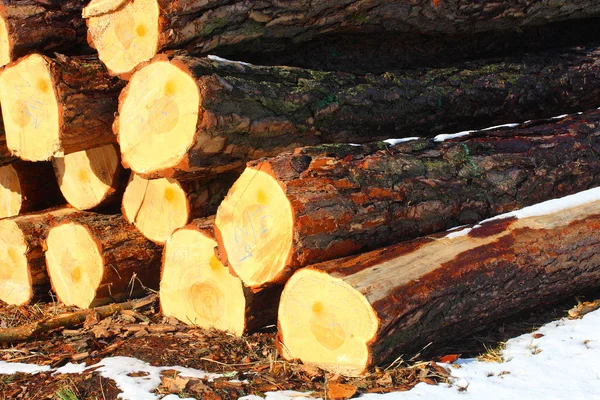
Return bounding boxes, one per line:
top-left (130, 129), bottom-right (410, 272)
top-left (480, 122), bottom-right (519, 131)
top-left (240, 391), bottom-right (317, 400)
top-left (433, 130), bottom-right (472, 142)
top-left (0, 361), bottom-right (50, 375)
top-left (384, 137), bottom-right (420, 145)
top-left (54, 362), bottom-right (87, 374)
top-left (207, 55), bottom-right (251, 67)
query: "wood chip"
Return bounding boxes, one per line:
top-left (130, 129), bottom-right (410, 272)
top-left (326, 382), bottom-right (357, 400)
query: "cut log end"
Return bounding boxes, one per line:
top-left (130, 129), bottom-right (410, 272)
top-left (122, 173), bottom-right (189, 244)
top-left (0, 220), bottom-right (31, 305)
top-left (161, 227), bottom-right (245, 335)
top-left (82, 0), bottom-right (130, 18)
top-left (278, 269), bottom-right (379, 377)
top-left (0, 11), bottom-right (10, 67)
top-left (215, 167), bottom-right (293, 287)
top-left (0, 164), bottom-right (22, 218)
top-left (85, 0), bottom-right (159, 76)
top-left (118, 59), bottom-right (199, 175)
top-left (0, 54), bottom-right (60, 161)
top-left (54, 144), bottom-right (121, 210)
top-left (46, 223), bottom-right (104, 309)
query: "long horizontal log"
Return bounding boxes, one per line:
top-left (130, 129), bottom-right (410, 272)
top-left (160, 217), bottom-right (279, 335)
top-left (277, 188), bottom-right (600, 375)
top-left (45, 212), bottom-right (163, 309)
top-left (0, 161), bottom-right (64, 219)
top-left (0, 0), bottom-right (89, 67)
top-left (83, 0), bottom-right (600, 76)
top-left (122, 172), bottom-right (239, 244)
top-left (0, 54), bottom-right (124, 161)
top-left (0, 207), bottom-right (79, 306)
top-left (215, 109), bottom-right (600, 288)
top-left (116, 45), bottom-right (600, 179)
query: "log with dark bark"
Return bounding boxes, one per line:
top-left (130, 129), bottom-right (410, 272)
top-left (83, 0), bottom-right (600, 76)
top-left (0, 160), bottom-right (64, 219)
top-left (45, 212), bottom-right (162, 309)
top-left (116, 45), bottom-right (600, 179)
top-left (121, 172), bottom-right (239, 244)
top-left (0, 207), bottom-right (78, 306)
top-left (215, 109), bottom-right (600, 288)
top-left (0, 53), bottom-right (125, 161)
top-left (277, 189), bottom-right (600, 375)
top-left (160, 217), bottom-right (280, 335)
top-left (53, 144), bottom-right (128, 211)
top-left (0, 0), bottom-right (90, 67)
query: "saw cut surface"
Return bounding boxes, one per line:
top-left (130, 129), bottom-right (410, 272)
top-left (161, 227), bottom-right (246, 335)
top-left (215, 167), bottom-right (293, 287)
top-left (83, 0), bottom-right (130, 18)
top-left (0, 12), bottom-right (10, 67)
top-left (86, 0), bottom-right (159, 76)
top-left (54, 144), bottom-right (120, 210)
top-left (0, 219), bottom-right (29, 305)
top-left (118, 59), bottom-right (199, 175)
top-left (46, 223), bottom-right (104, 309)
top-left (122, 173), bottom-right (189, 243)
top-left (279, 269), bottom-right (379, 376)
top-left (0, 164), bottom-right (22, 218)
top-left (0, 54), bottom-right (60, 161)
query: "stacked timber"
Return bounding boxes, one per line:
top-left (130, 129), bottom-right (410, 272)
top-left (0, 0), bottom-right (599, 379)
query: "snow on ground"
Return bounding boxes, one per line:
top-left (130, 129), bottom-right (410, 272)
top-left (2, 308), bottom-right (600, 399)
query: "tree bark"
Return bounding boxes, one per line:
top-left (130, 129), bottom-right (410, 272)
top-left (45, 212), bottom-right (163, 308)
top-left (0, 207), bottom-right (79, 306)
top-left (0, 53), bottom-right (124, 161)
top-left (53, 144), bottom-right (129, 211)
top-left (0, 0), bottom-right (90, 67)
top-left (215, 109), bottom-right (600, 288)
top-left (83, 0), bottom-right (600, 75)
top-left (277, 189), bottom-right (600, 375)
top-left (122, 172), bottom-right (239, 244)
top-left (160, 217), bottom-right (280, 335)
top-left (0, 160), bottom-right (65, 219)
top-left (117, 44), bottom-right (600, 179)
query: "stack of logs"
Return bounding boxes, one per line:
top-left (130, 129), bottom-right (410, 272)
top-left (1, 0), bottom-right (600, 376)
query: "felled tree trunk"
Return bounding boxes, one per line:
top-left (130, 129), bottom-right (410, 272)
top-left (0, 207), bottom-right (79, 306)
top-left (45, 212), bottom-right (163, 309)
top-left (0, 0), bottom-right (89, 67)
top-left (53, 144), bottom-right (128, 211)
top-left (0, 53), bottom-right (124, 161)
top-left (0, 161), bottom-right (64, 219)
top-left (83, 0), bottom-right (600, 76)
top-left (277, 188), bottom-right (600, 376)
top-left (121, 172), bottom-right (239, 244)
top-left (0, 125), bottom-right (14, 166)
top-left (215, 109), bottom-right (600, 288)
top-left (160, 217), bottom-right (280, 335)
top-left (116, 45), bottom-right (600, 179)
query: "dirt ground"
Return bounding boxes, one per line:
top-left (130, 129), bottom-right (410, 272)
top-left (0, 290), bottom-right (598, 400)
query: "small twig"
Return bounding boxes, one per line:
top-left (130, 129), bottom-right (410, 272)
top-left (199, 357), bottom-right (260, 367)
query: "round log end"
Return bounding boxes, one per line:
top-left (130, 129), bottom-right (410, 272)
top-left (53, 144), bottom-right (122, 210)
top-left (46, 222), bottom-right (104, 309)
top-left (122, 173), bottom-right (189, 244)
top-left (85, 0), bottom-right (159, 76)
top-left (161, 226), bottom-right (246, 335)
top-left (278, 269), bottom-right (379, 376)
top-left (118, 58), bottom-right (199, 175)
top-left (0, 10), bottom-right (10, 68)
top-left (0, 54), bottom-right (60, 161)
top-left (0, 219), bottom-right (31, 305)
top-left (0, 164), bottom-right (22, 218)
top-left (215, 167), bottom-right (294, 287)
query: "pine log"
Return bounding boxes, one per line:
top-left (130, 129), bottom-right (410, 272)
top-left (160, 217), bottom-right (279, 335)
top-left (0, 53), bottom-right (125, 162)
top-left (0, 160), bottom-right (64, 219)
top-left (45, 212), bottom-right (162, 309)
top-left (215, 109), bottom-right (600, 288)
top-left (116, 45), bottom-right (600, 179)
top-left (53, 144), bottom-right (128, 211)
top-left (0, 0), bottom-right (89, 68)
top-left (0, 124), bottom-right (14, 166)
top-left (83, 0), bottom-right (600, 76)
top-left (0, 207), bottom-right (78, 306)
top-left (277, 189), bottom-right (600, 376)
top-left (122, 172), bottom-right (238, 244)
